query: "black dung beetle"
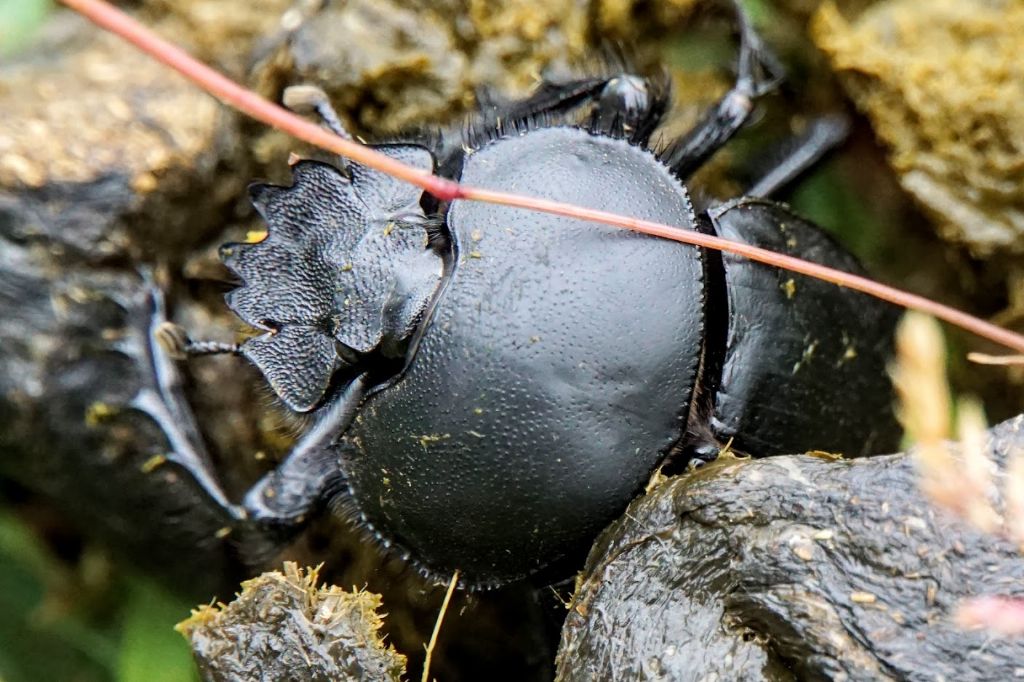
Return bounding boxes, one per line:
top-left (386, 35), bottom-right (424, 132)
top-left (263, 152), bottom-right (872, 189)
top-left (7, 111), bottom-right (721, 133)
top-left (138, 3), bottom-right (899, 588)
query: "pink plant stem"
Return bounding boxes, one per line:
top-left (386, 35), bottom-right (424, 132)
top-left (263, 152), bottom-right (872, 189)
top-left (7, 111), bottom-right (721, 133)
top-left (60, 0), bottom-right (1024, 354)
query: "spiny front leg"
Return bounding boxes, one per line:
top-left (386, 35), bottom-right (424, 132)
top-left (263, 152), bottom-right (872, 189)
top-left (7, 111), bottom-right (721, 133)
top-left (133, 284), bottom-right (368, 535)
top-left (490, 71), bottom-right (670, 145)
top-left (242, 373), bottom-right (369, 527)
top-left (131, 284), bottom-right (242, 518)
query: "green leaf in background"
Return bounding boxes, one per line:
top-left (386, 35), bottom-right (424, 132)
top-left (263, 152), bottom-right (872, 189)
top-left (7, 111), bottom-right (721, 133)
top-left (0, 0), bottom-right (53, 57)
top-left (117, 579), bottom-right (197, 682)
top-left (0, 509), bottom-right (115, 682)
top-left (738, 0), bottom-right (773, 27)
top-left (0, 507), bottom-right (198, 682)
top-left (789, 160), bottom-right (893, 266)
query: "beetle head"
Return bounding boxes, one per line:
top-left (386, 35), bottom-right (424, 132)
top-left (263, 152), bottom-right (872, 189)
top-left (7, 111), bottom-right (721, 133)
top-left (220, 145), bottom-right (445, 412)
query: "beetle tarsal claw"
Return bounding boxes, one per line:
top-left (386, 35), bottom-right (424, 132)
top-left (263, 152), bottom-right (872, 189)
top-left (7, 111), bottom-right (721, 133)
top-left (282, 84), bottom-right (331, 115)
top-left (221, 146), bottom-right (444, 411)
top-left (155, 321), bottom-right (190, 360)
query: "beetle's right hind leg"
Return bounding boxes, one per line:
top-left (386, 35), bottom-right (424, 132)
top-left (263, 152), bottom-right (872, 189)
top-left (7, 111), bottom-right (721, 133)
top-left (132, 285), bottom-right (368, 535)
top-left (744, 114), bottom-right (850, 198)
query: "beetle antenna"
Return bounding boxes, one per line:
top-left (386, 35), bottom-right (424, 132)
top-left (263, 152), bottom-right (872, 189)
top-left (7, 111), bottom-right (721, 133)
top-left (156, 321), bottom-right (239, 359)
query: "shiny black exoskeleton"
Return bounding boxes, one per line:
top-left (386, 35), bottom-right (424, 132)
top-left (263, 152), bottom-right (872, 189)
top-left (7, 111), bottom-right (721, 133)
top-left (140, 4), bottom-right (899, 588)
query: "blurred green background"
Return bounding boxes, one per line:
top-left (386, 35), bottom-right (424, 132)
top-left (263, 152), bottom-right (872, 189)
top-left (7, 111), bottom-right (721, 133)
top-left (0, 506), bottom-right (196, 682)
top-left (0, 0), bottom-right (51, 56)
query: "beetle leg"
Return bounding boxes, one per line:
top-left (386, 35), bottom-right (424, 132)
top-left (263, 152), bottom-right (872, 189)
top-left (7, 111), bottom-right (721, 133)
top-left (136, 284), bottom-right (372, 531)
top-left (131, 285), bottom-right (244, 519)
top-left (662, 0), bottom-right (785, 181)
top-left (744, 114), bottom-right (850, 198)
top-left (489, 72), bottom-right (670, 145)
top-left (282, 84), bottom-right (353, 141)
top-left (484, 76), bottom-right (612, 120)
top-left (241, 373), bottom-right (369, 526)
top-left (433, 72), bottom-right (669, 177)
top-left (588, 72), bottom-right (670, 144)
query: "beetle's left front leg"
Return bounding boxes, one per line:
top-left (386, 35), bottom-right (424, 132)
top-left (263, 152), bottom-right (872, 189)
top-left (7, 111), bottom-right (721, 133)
top-left (133, 285), bottom-right (366, 533)
top-left (241, 372), bottom-right (368, 526)
top-left (131, 285), bottom-right (243, 517)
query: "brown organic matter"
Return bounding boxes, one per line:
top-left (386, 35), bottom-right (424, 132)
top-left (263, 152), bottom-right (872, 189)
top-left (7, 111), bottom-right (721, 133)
top-left (558, 416), bottom-right (1024, 680)
top-left (813, 0), bottom-right (1024, 258)
top-left (178, 562), bottom-right (407, 682)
